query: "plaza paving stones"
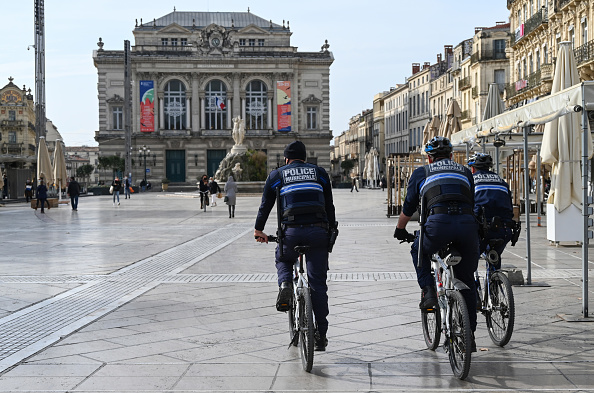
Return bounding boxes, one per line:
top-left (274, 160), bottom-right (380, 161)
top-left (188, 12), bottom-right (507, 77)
top-left (0, 189), bottom-right (593, 391)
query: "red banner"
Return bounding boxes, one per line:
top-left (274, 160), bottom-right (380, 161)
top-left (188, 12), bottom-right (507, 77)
top-left (277, 81), bottom-right (291, 132)
top-left (140, 81), bottom-right (155, 132)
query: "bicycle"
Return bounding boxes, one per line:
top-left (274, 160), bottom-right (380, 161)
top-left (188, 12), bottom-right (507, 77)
top-left (199, 190), bottom-right (209, 212)
top-left (266, 234), bottom-right (315, 372)
top-left (420, 243), bottom-right (473, 380)
top-left (475, 238), bottom-right (515, 347)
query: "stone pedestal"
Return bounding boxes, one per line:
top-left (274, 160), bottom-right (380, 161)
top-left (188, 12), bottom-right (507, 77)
top-left (231, 145), bottom-right (247, 155)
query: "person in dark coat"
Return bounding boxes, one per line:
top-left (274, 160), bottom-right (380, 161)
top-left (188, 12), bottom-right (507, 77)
top-left (24, 179), bottom-right (33, 202)
top-left (67, 176), bottom-right (81, 211)
top-left (111, 177), bottom-right (122, 206)
top-left (198, 174), bottom-right (209, 210)
top-left (35, 179), bottom-right (50, 213)
top-left (209, 177), bottom-right (221, 207)
top-left (2, 174), bottom-right (8, 199)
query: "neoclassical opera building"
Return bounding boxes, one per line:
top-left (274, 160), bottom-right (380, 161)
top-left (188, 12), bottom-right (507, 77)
top-left (93, 10), bottom-right (334, 183)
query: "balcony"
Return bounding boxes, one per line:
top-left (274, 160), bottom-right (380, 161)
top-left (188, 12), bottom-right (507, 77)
top-left (540, 63), bottom-right (554, 81)
top-left (575, 40), bottom-right (594, 66)
top-left (472, 86), bottom-right (478, 98)
top-left (459, 76), bottom-right (471, 90)
top-left (471, 50), bottom-right (507, 64)
top-left (506, 69), bottom-right (542, 100)
top-left (0, 120), bottom-right (24, 129)
top-left (557, 0), bottom-right (573, 9)
top-left (2, 142), bottom-right (24, 155)
top-left (512, 8), bottom-right (548, 46)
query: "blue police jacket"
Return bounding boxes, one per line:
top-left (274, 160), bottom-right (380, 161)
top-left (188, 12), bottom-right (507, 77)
top-left (402, 158), bottom-right (474, 217)
top-left (473, 169), bottom-right (513, 221)
top-left (255, 160), bottom-right (336, 231)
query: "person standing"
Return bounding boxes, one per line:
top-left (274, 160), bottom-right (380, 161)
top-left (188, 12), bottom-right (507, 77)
top-left (35, 179), bottom-right (50, 213)
top-left (111, 177), bottom-right (122, 206)
top-left (467, 153), bottom-right (515, 268)
top-left (209, 177), bottom-right (221, 207)
top-left (67, 176), bottom-right (80, 211)
top-left (24, 179), bottom-right (33, 202)
top-left (124, 176), bottom-right (132, 199)
top-left (224, 175), bottom-right (238, 218)
top-left (254, 141), bottom-right (337, 351)
top-left (198, 174), bottom-right (209, 210)
top-left (394, 136), bottom-right (479, 350)
top-left (2, 174), bottom-right (8, 199)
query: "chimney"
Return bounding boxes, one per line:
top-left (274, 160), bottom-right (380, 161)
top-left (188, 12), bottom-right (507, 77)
top-left (475, 27), bottom-right (484, 34)
top-left (444, 45), bottom-right (453, 56)
top-left (437, 53), bottom-right (442, 63)
top-left (412, 63), bottom-right (420, 75)
top-left (423, 62), bottom-right (431, 70)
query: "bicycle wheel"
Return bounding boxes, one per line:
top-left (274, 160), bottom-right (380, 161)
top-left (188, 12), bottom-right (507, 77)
top-left (446, 290), bottom-right (472, 380)
top-left (288, 291), bottom-right (298, 346)
top-left (298, 287), bottom-right (315, 372)
top-left (421, 306), bottom-right (441, 350)
top-left (485, 271), bottom-right (515, 347)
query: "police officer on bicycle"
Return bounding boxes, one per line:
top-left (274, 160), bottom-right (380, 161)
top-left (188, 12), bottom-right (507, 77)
top-left (467, 153), bottom-right (515, 269)
top-left (254, 141), bottom-right (337, 352)
top-left (394, 136), bottom-right (479, 342)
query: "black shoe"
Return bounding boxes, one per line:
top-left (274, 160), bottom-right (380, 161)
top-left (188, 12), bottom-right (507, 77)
top-left (471, 332), bottom-right (477, 352)
top-left (276, 281), bottom-right (293, 312)
top-left (314, 331), bottom-right (328, 351)
top-left (419, 286), bottom-right (438, 310)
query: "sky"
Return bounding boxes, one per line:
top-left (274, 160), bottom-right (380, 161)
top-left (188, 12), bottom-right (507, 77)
top-left (0, 1), bottom-right (509, 147)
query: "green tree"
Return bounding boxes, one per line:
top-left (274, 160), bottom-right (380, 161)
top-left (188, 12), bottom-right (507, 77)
top-left (340, 159), bottom-right (355, 175)
top-left (98, 155), bottom-right (125, 179)
top-left (245, 150), bottom-right (268, 181)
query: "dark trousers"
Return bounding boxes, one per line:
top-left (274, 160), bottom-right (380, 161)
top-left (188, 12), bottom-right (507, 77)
top-left (36, 198), bottom-right (50, 212)
top-left (70, 195), bottom-right (79, 210)
top-left (411, 213), bottom-right (479, 331)
top-left (480, 227), bottom-right (513, 270)
top-left (276, 226), bottom-right (330, 336)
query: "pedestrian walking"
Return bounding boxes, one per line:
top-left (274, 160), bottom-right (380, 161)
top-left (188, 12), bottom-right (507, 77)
top-left (2, 174), bottom-right (8, 199)
top-left (209, 177), bottom-right (221, 207)
top-left (350, 175), bottom-right (359, 192)
top-left (67, 176), bottom-right (80, 211)
top-left (254, 140), bottom-right (337, 351)
top-left (198, 174), bottom-right (209, 210)
top-left (224, 175), bottom-right (238, 218)
top-left (24, 179), bottom-right (33, 202)
top-left (380, 175), bottom-right (387, 191)
top-left (111, 177), bottom-right (122, 206)
top-left (124, 176), bottom-right (132, 199)
top-left (35, 179), bottom-right (50, 213)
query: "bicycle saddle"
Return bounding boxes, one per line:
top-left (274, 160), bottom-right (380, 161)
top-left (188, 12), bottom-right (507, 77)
top-left (294, 245), bottom-right (310, 255)
top-left (488, 238), bottom-right (505, 248)
top-left (439, 245), bottom-right (462, 266)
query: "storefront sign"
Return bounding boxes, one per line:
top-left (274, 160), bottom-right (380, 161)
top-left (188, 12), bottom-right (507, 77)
top-left (277, 81), bottom-right (291, 132)
top-left (140, 81), bottom-right (154, 132)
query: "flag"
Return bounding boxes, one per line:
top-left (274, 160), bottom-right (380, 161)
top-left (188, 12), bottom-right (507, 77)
top-left (215, 97), bottom-right (226, 110)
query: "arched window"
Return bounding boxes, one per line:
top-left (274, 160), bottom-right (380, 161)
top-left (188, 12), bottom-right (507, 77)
top-left (164, 80), bottom-right (187, 130)
top-left (245, 80), bottom-right (268, 129)
top-left (205, 80), bottom-right (227, 130)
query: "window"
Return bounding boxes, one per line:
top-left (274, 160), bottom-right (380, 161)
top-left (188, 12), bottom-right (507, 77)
top-left (171, 38), bottom-right (178, 46)
top-left (161, 38), bottom-right (168, 46)
top-left (582, 18), bottom-right (588, 45)
top-left (258, 39), bottom-right (265, 46)
top-left (181, 38), bottom-right (187, 46)
top-left (8, 132), bottom-right (16, 144)
top-left (112, 106), bottom-right (123, 130)
top-left (245, 80), bottom-right (268, 129)
top-left (494, 40), bottom-right (506, 58)
top-left (494, 69), bottom-right (506, 92)
top-left (239, 39), bottom-right (246, 46)
top-left (8, 110), bottom-right (15, 121)
top-left (164, 79), bottom-right (187, 130)
top-left (205, 79), bottom-right (227, 130)
top-left (248, 39), bottom-right (255, 46)
top-left (543, 44), bottom-right (548, 63)
top-left (306, 107), bottom-right (317, 130)
top-left (536, 50), bottom-right (541, 69)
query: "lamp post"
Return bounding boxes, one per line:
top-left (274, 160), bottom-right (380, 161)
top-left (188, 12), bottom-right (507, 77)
top-left (138, 145), bottom-right (150, 184)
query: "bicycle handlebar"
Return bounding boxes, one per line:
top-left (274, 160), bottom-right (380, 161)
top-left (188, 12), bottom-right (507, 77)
top-left (255, 234), bottom-right (279, 243)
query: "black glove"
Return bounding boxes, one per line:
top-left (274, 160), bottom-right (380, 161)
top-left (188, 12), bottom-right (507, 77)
top-left (394, 227), bottom-right (409, 241)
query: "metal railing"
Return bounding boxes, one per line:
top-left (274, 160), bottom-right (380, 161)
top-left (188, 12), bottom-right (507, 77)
top-left (471, 50), bottom-right (507, 64)
top-left (506, 68), bottom-right (542, 100)
top-left (512, 7), bottom-right (548, 46)
top-left (540, 63), bottom-right (554, 81)
top-left (0, 120), bottom-right (24, 128)
top-left (459, 76), bottom-right (471, 90)
top-left (575, 40), bottom-right (594, 66)
top-left (557, 0), bottom-right (573, 9)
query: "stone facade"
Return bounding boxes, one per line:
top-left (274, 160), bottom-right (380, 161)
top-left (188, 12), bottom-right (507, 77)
top-left (93, 11), bottom-right (333, 184)
top-left (0, 78), bottom-right (36, 168)
top-left (383, 84), bottom-right (409, 155)
top-left (408, 64), bottom-right (432, 152)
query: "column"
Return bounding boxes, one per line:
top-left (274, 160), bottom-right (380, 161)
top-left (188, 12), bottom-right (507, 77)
top-left (200, 98), bottom-right (205, 129)
top-left (159, 98), bottom-right (165, 130)
top-left (233, 73), bottom-right (241, 118)
top-left (227, 100), bottom-right (232, 129)
top-left (292, 73), bottom-right (298, 132)
top-left (186, 98), bottom-right (191, 129)
top-left (267, 98), bottom-right (272, 129)
top-left (241, 98), bottom-right (246, 119)
top-left (191, 76), bottom-right (199, 132)
top-left (273, 78), bottom-right (278, 131)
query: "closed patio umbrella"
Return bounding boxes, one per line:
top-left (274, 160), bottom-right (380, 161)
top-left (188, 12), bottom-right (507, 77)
top-left (0, 166), bottom-right (3, 190)
top-left (540, 42), bottom-right (593, 212)
top-left (421, 116), bottom-right (441, 153)
top-left (37, 136), bottom-right (54, 186)
top-left (482, 83), bottom-right (505, 121)
top-left (439, 99), bottom-right (462, 140)
top-left (53, 139), bottom-right (67, 200)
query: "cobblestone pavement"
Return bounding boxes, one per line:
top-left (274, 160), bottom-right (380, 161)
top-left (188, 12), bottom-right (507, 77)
top-left (0, 189), bottom-right (592, 392)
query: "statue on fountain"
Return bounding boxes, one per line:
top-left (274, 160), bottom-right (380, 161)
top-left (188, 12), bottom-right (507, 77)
top-left (214, 116), bottom-right (249, 182)
top-left (231, 116), bottom-right (247, 154)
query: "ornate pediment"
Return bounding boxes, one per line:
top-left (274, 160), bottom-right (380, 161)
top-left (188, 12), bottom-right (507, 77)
top-left (197, 24), bottom-right (238, 54)
top-left (237, 24), bottom-right (269, 35)
top-left (106, 94), bottom-right (124, 103)
top-left (160, 23), bottom-right (192, 34)
top-left (301, 94), bottom-right (322, 104)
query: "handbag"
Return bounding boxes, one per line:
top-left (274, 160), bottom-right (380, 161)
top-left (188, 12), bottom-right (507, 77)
top-left (217, 192), bottom-right (222, 199)
top-left (129, 186), bottom-right (134, 193)
top-left (224, 195), bottom-right (229, 203)
top-left (109, 185), bottom-right (114, 194)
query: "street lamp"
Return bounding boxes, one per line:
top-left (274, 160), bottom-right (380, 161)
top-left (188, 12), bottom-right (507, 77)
top-left (138, 145), bottom-right (150, 183)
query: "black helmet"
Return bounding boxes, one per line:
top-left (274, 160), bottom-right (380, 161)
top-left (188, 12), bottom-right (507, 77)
top-left (467, 153), bottom-right (493, 169)
top-left (424, 136), bottom-right (453, 157)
